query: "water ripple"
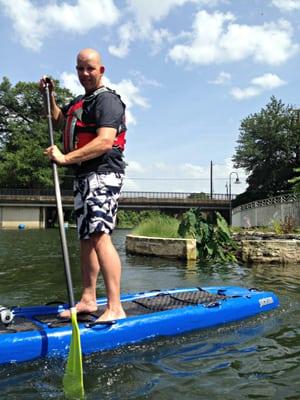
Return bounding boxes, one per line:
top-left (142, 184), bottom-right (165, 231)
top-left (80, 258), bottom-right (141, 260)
top-left (0, 229), bottom-right (299, 399)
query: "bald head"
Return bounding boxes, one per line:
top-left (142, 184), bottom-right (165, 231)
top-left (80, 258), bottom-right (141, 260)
top-left (76, 48), bottom-right (105, 94)
top-left (77, 48), bottom-right (102, 65)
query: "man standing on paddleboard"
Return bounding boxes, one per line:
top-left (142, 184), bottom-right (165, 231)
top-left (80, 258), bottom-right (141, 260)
top-left (39, 48), bottom-right (127, 322)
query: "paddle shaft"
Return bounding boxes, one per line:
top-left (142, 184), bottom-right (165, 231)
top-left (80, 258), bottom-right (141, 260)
top-left (44, 83), bottom-right (75, 308)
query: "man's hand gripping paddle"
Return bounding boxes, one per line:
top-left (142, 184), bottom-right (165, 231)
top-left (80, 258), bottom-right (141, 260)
top-left (44, 78), bottom-right (84, 399)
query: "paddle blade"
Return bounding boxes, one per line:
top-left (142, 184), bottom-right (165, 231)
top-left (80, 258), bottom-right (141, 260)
top-left (63, 307), bottom-right (84, 399)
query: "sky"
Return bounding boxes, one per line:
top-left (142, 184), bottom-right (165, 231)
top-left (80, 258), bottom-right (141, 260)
top-left (1, 0), bottom-right (300, 195)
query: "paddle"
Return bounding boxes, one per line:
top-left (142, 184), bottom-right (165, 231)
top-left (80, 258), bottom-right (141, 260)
top-left (44, 79), bottom-right (84, 399)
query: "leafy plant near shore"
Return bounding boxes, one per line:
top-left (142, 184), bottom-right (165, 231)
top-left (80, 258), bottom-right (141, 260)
top-left (271, 215), bottom-right (297, 234)
top-left (178, 208), bottom-right (237, 263)
top-left (132, 213), bottom-right (180, 238)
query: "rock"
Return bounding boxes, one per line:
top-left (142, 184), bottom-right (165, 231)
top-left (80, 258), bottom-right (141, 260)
top-left (125, 235), bottom-right (197, 260)
top-left (234, 231), bottom-right (300, 264)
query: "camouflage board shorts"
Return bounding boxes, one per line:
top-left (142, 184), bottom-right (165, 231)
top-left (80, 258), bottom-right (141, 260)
top-left (74, 172), bottom-right (124, 240)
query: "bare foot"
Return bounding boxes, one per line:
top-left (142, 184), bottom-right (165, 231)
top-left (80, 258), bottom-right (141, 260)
top-left (59, 301), bottom-right (98, 319)
top-left (95, 307), bottom-right (126, 322)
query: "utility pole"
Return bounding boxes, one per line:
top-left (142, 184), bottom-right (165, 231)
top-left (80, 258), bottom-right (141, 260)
top-left (210, 160), bottom-right (213, 199)
top-left (228, 171), bottom-right (241, 225)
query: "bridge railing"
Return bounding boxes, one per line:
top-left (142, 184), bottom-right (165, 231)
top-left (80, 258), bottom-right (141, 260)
top-left (120, 191), bottom-right (231, 201)
top-left (0, 188), bottom-right (232, 201)
top-left (0, 187), bottom-right (73, 196)
top-left (232, 192), bottom-right (300, 227)
top-left (233, 192), bottom-right (299, 214)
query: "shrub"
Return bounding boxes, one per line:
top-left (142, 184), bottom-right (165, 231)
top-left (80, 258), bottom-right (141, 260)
top-left (117, 210), bottom-right (163, 228)
top-left (271, 215), bottom-right (297, 234)
top-left (132, 214), bottom-right (180, 238)
top-left (178, 208), bottom-right (237, 263)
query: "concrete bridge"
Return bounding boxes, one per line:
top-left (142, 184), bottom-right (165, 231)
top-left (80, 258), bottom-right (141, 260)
top-left (0, 188), bottom-right (232, 228)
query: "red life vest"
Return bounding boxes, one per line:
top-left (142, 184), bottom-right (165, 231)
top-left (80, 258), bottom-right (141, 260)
top-left (63, 87), bottom-right (126, 154)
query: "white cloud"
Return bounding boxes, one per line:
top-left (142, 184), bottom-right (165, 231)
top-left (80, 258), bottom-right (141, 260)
top-left (126, 0), bottom-right (224, 28)
top-left (272, 0), bottom-right (300, 11)
top-left (0, 0), bottom-right (47, 51)
top-left (103, 77), bottom-right (149, 125)
top-left (122, 158), bottom-right (247, 193)
top-left (153, 162), bottom-right (168, 170)
top-left (109, 0), bottom-right (207, 58)
top-left (130, 70), bottom-right (162, 87)
top-left (45, 0), bottom-right (119, 33)
top-left (150, 28), bottom-right (174, 55)
top-left (122, 177), bottom-right (140, 191)
top-left (126, 161), bottom-right (145, 173)
top-left (108, 22), bottom-right (135, 58)
top-left (0, 0), bottom-right (120, 51)
top-left (209, 71), bottom-right (231, 85)
top-left (251, 73), bottom-right (286, 89)
top-left (126, 0), bottom-right (195, 32)
top-left (60, 72), bottom-right (149, 126)
top-left (60, 72), bottom-right (83, 96)
top-left (168, 10), bottom-right (298, 66)
top-left (230, 86), bottom-right (261, 100)
top-left (230, 73), bottom-right (286, 100)
top-left (180, 163), bottom-right (206, 178)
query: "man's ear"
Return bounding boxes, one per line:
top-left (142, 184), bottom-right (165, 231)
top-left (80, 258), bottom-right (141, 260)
top-left (100, 66), bottom-right (105, 74)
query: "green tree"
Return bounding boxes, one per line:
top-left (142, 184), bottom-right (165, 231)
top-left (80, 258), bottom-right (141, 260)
top-left (289, 167), bottom-right (300, 194)
top-left (0, 77), bottom-right (73, 188)
top-left (188, 192), bottom-right (210, 199)
top-left (233, 96), bottom-right (300, 204)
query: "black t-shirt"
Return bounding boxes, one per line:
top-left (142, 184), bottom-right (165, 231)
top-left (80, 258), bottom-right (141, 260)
top-left (62, 87), bottom-right (126, 176)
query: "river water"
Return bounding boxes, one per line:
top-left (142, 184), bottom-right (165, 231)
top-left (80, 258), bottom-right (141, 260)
top-left (0, 228), bottom-right (299, 399)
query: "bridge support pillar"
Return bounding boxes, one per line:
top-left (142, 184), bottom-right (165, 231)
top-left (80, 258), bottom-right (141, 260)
top-left (0, 206), bottom-right (46, 229)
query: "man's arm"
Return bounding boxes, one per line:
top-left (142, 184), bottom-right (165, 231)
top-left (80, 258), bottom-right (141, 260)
top-left (39, 77), bottom-right (65, 130)
top-left (44, 126), bottom-right (117, 165)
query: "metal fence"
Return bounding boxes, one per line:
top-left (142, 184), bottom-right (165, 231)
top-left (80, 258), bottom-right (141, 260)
top-left (0, 188), bottom-right (231, 202)
top-left (232, 193), bottom-right (300, 227)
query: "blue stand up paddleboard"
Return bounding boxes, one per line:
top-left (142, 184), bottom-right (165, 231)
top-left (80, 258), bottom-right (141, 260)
top-left (0, 286), bottom-right (279, 365)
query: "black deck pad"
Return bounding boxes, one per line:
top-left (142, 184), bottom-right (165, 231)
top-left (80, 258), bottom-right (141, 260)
top-left (2, 290), bottom-right (228, 331)
top-left (133, 290), bottom-right (226, 311)
top-left (0, 317), bottom-right (41, 334)
top-left (41, 289), bottom-right (227, 327)
top-left (34, 311), bottom-right (102, 327)
top-left (34, 302), bottom-right (152, 328)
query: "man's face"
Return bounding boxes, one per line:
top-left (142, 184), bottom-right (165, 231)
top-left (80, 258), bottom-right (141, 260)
top-left (76, 56), bottom-right (102, 93)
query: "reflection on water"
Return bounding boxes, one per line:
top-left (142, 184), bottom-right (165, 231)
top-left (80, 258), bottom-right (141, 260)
top-left (0, 228), bottom-right (299, 399)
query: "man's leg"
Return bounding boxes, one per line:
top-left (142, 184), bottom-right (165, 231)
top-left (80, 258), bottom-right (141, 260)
top-left (91, 232), bottom-right (126, 321)
top-left (78, 238), bottom-right (101, 309)
top-left (59, 239), bottom-right (99, 318)
top-left (59, 172), bottom-right (125, 320)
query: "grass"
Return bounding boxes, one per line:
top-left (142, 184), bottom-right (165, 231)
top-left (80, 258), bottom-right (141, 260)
top-left (132, 214), bottom-right (180, 238)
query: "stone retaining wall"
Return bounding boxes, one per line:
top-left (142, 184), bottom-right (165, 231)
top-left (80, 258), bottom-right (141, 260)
top-left (125, 234), bottom-right (197, 260)
top-left (126, 232), bottom-right (300, 264)
top-left (234, 232), bottom-right (300, 264)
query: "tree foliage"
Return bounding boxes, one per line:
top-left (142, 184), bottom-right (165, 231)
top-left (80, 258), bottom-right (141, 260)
top-left (0, 77), bottom-right (73, 188)
top-left (289, 167), bottom-right (300, 194)
top-left (233, 96), bottom-right (300, 204)
top-left (188, 192), bottom-right (210, 199)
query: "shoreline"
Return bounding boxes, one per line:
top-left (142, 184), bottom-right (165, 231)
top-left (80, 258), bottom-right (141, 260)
top-left (126, 231), bottom-right (300, 265)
